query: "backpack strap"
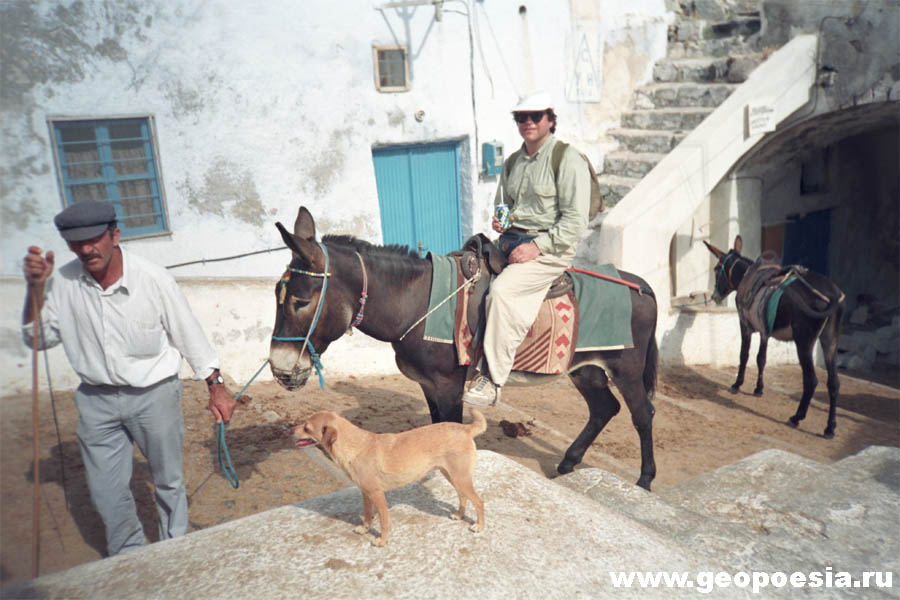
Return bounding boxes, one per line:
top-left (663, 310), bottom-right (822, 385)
top-left (503, 148), bottom-right (522, 179)
top-left (550, 141), bottom-right (568, 182)
top-left (501, 148), bottom-right (521, 204)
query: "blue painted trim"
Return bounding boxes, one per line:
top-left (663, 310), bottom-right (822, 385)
top-left (52, 118), bottom-right (167, 239)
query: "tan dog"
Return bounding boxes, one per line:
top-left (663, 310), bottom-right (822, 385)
top-left (294, 409), bottom-right (487, 546)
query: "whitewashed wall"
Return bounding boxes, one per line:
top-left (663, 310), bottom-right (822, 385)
top-left (0, 0), bottom-right (671, 393)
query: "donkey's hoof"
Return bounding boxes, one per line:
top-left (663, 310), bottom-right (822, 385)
top-left (635, 477), bottom-right (652, 492)
top-left (753, 389), bottom-right (764, 397)
top-left (787, 416), bottom-right (801, 428)
top-left (729, 385), bottom-right (740, 394)
top-left (557, 461), bottom-right (575, 475)
top-left (823, 428), bottom-right (835, 439)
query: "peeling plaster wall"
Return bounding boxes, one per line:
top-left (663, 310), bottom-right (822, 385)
top-left (0, 0), bottom-right (670, 391)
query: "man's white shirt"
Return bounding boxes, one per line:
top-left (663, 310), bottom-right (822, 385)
top-left (23, 247), bottom-right (218, 387)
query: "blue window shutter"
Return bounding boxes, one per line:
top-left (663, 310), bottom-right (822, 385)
top-left (51, 117), bottom-right (168, 239)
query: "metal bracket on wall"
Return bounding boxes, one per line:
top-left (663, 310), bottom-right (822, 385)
top-left (377, 0), bottom-right (443, 21)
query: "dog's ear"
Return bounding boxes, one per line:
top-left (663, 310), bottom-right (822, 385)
top-left (322, 425), bottom-right (338, 448)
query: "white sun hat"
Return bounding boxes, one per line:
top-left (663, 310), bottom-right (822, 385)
top-left (512, 90), bottom-right (554, 112)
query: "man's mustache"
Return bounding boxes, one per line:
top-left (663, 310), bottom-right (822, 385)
top-left (78, 253), bottom-right (102, 261)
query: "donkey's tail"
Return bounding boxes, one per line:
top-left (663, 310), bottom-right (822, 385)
top-left (643, 320), bottom-right (659, 400)
top-left (468, 409), bottom-right (488, 437)
top-left (784, 283), bottom-right (845, 321)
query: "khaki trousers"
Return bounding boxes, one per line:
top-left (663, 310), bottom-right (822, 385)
top-left (483, 246), bottom-right (575, 386)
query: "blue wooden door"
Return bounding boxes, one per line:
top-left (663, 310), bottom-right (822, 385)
top-left (372, 142), bottom-right (462, 256)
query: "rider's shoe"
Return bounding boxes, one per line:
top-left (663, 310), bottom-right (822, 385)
top-left (462, 375), bottom-right (500, 407)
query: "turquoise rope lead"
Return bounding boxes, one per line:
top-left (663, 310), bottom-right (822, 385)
top-left (218, 243), bottom-right (332, 488)
top-left (217, 421), bottom-right (239, 489)
top-left (216, 357), bottom-right (272, 489)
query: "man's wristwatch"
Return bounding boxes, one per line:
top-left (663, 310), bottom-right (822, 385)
top-left (206, 371), bottom-right (224, 387)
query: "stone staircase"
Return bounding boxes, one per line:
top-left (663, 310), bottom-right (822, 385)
top-left (561, 445), bottom-right (900, 598)
top-left (6, 445), bottom-right (897, 599)
top-left (598, 1), bottom-right (770, 206)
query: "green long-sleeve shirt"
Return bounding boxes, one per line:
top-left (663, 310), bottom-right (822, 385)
top-left (494, 135), bottom-right (590, 256)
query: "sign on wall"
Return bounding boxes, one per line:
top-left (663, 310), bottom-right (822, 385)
top-left (566, 27), bottom-right (603, 102)
top-left (745, 99), bottom-right (777, 137)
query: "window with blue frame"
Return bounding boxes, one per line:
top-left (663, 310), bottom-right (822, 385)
top-left (50, 117), bottom-right (169, 238)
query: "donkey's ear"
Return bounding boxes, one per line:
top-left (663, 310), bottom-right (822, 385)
top-left (294, 206), bottom-right (316, 241)
top-left (733, 235), bottom-right (743, 255)
top-left (703, 240), bottom-right (726, 260)
top-left (276, 221), bottom-right (326, 272)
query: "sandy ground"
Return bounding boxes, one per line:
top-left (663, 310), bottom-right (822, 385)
top-left (2, 364), bottom-right (898, 588)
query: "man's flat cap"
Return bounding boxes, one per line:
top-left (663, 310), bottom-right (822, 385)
top-left (54, 201), bottom-right (117, 241)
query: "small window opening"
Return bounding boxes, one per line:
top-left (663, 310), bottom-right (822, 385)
top-left (373, 46), bottom-right (409, 93)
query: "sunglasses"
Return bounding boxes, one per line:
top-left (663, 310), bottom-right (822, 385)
top-left (513, 111), bottom-right (546, 124)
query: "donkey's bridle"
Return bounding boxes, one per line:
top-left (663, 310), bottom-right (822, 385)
top-left (351, 252), bottom-right (368, 327)
top-left (272, 244), bottom-right (369, 389)
top-left (716, 251), bottom-right (742, 292)
top-left (273, 242), bottom-right (330, 389)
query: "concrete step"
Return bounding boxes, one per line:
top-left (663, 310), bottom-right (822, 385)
top-left (653, 54), bottom-right (764, 84)
top-left (562, 447), bottom-right (900, 598)
top-left (706, 17), bottom-right (762, 40)
top-left (621, 107), bottom-right (713, 131)
top-left (603, 151), bottom-right (667, 179)
top-left (668, 20), bottom-right (762, 58)
top-left (659, 447), bottom-right (900, 588)
top-left (557, 468), bottom-right (801, 574)
top-left (595, 173), bottom-right (640, 206)
top-left (608, 128), bottom-right (686, 154)
top-left (675, 0), bottom-right (760, 21)
top-left (632, 82), bottom-right (739, 109)
top-left (829, 445), bottom-right (899, 492)
top-left (3, 451), bottom-right (755, 600)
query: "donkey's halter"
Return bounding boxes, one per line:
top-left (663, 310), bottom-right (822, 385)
top-left (716, 251), bottom-right (741, 293)
top-left (272, 242), bottom-right (330, 389)
top-left (352, 252), bottom-right (368, 327)
top-left (277, 267), bottom-right (331, 305)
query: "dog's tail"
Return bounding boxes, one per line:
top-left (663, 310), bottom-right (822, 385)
top-left (468, 409), bottom-right (487, 438)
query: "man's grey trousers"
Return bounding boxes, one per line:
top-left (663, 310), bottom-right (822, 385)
top-left (74, 375), bottom-right (186, 556)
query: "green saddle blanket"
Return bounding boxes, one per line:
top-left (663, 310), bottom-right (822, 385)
top-left (569, 266), bottom-right (633, 350)
top-left (423, 253), bottom-right (459, 343)
top-left (424, 254), bottom-right (633, 351)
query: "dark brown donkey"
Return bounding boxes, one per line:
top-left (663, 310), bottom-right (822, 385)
top-left (269, 206), bottom-right (661, 489)
top-left (704, 238), bottom-right (846, 437)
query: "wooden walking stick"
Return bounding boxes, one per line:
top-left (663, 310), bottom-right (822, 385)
top-left (31, 298), bottom-right (40, 579)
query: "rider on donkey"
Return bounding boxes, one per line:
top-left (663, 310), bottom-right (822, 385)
top-left (463, 91), bottom-right (591, 406)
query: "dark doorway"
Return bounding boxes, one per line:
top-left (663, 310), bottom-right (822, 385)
top-left (783, 208), bottom-right (831, 275)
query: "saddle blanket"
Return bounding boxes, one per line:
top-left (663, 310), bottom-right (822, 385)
top-left (424, 254), bottom-right (634, 375)
top-left (454, 284), bottom-right (579, 374)
top-left (736, 260), bottom-right (803, 336)
top-left (423, 253), bottom-right (459, 344)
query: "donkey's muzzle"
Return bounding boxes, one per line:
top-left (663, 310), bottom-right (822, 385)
top-left (270, 365), bottom-right (311, 390)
